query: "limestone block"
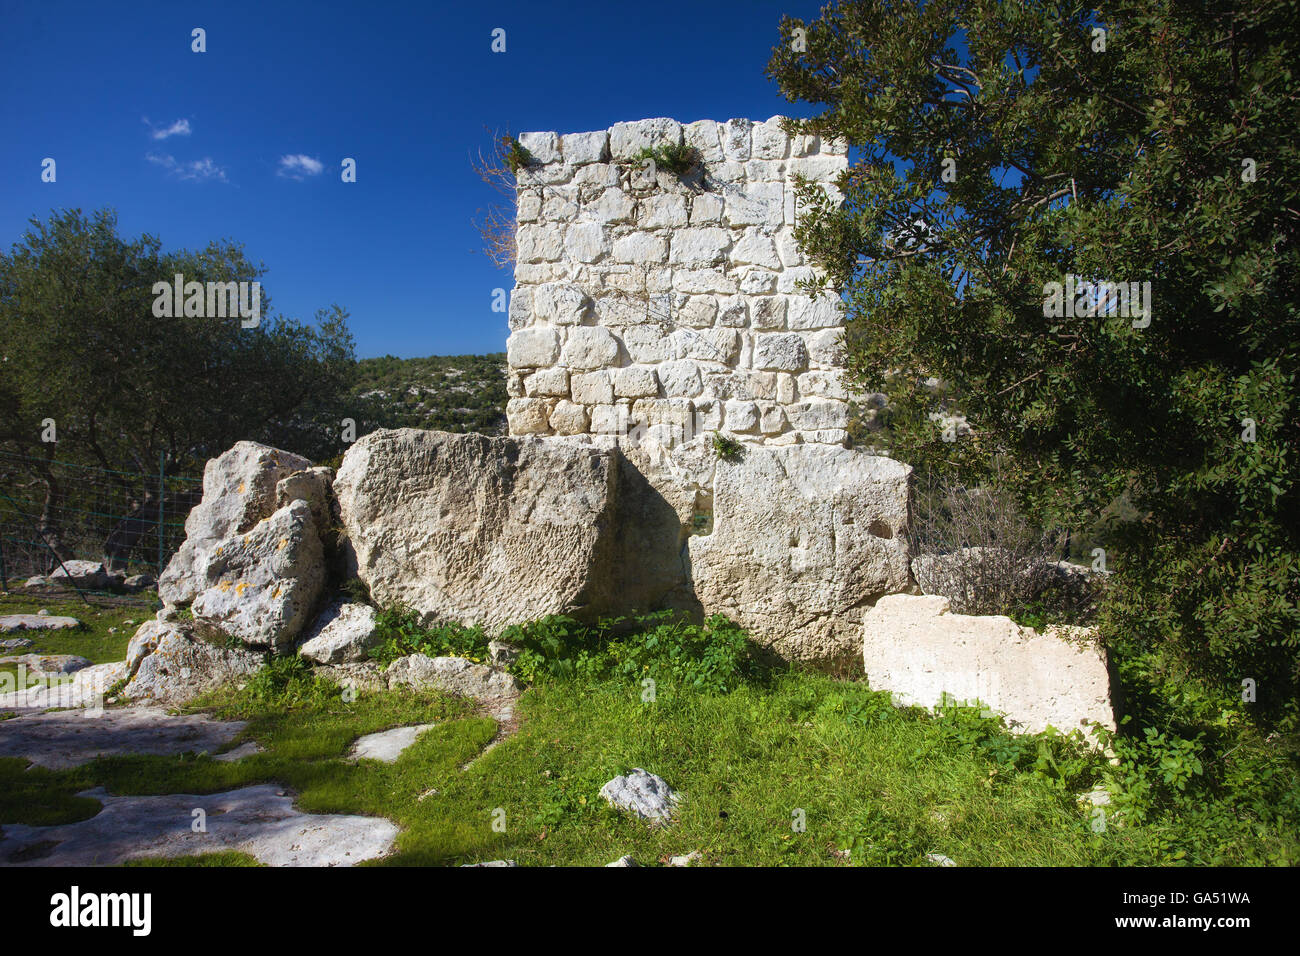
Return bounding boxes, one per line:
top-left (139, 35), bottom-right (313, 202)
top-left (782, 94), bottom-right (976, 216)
top-left (786, 399), bottom-right (849, 430)
top-left (613, 232), bottom-right (668, 264)
top-left (669, 227), bottom-right (731, 266)
top-left (562, 130), bottom-right (609, 165)
top-left (506, 398), bottom-right (553, 434)
top-left (672, 269), bottom-right (738, 295)
top-left (587, 188), bottom-right (636, 224)
top-left (732, 231), bottom-right (782, 268)
top-left (642, 193), bottom-right (689, 228)
top-left (671, 327), bottom-right (740, 364)
top-left (159, 442), bottom-right (313, 607)
top-left (506, 328), bottom-right (560, 367)
top-left (533, 283), bottom-right (591, 325)
top-left (788, 294), bottom-right (843, 329)
top-left (610, 118), bottom-right (683, 161)
top-left (804, 328), bottom-right (845, 367)
top-left (676, 294), bottom-right (718, 328)
top-left (524, 367), bottom-right (570, 398)
top-left (335, 430), bottom-right (629, 631)
top-left (621, 325), bottom-right (674, 363)
top-left (721, 118), bottom-right (753, 161)
top-left (788, 156), bottom-right (846, 183)
top-left (519, 131), bottom-right (560, 164)
top-left (752, 332), bottom-right (809, 372)
top-left (802, 429), bottom-right (850, 445)
top-left (590, 403), bottom-right (627, 434)
top-left (187, 500), bottom-right (326, 652)
top-left (614, 365), bottom-right (660, 399)
top-left (684, 120), bottom-right (724, 163)
top-left (778, 266), bottom-right (817, 293)
top-left (508, 287), bottom-right (531, 331)
top-left (549, 400), bottom-right (590, 436)
top-left (571, 370), bottom-right (614, 405)
top-left (517, 191), bottom-right (542, 222)
top-left (798, 370), bottom-right (849, 400)
top-left (753, 117), bottom-right (790, 159)
top-left (716, 296), bottom-right (748, 328)
top-left (724, 400), bottom-right (760, 433)
top-left (759, 403), bottom-right (787, 435)
top-left (708, 370), bottom-right (778, 401)
top-left (657, 360), bottom-right (704, 398)
top-left (862, 595), bottom-right (1115, 736)
top-left (751, 296), bottom-right (788, 331)
top-left (745, 159), bottom-right (787, 182)
top-left (542, 192), bottom-right (579, 221)
top-left (689, 193), bottom-right (723, 224)
top-left (572, 163), bottom-right (620, 188)
top-left (564, 222), bottom-right (610, 262)
top-left (738, 270), bottom-right (778, 295)
top-left (725, 182), bottom-right (784, 227)
top-left (560, 327), bottom-right (620, 369)
top-left (516, 227), bottom-right (563, 263)
top-left (772, 375), bottom-right (794, 407)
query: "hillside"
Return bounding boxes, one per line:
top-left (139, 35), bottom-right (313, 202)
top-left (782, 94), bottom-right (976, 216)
top-left (353, 353), bottom-right (507, 436)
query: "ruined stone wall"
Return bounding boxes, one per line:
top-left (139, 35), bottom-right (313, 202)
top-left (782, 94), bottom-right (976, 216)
top-left (505, 116), bottom-right (851, 447)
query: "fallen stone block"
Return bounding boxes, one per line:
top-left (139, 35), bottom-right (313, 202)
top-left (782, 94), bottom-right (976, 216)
top-left (862, 594), bottom-right (1114, 736)
top-left (334, 429), bottom-right (623, 631)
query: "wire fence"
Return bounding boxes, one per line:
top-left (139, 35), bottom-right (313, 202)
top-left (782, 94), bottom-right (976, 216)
top-left (0, 450), bottom-right (203, 594)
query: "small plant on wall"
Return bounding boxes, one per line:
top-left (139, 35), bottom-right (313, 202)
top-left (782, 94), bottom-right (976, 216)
top-left (634, 142), bottom-right (700, 178)
top-left (712, 431), bottom-right (744, 462)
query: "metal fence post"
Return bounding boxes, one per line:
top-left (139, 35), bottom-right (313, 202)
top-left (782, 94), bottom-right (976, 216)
top-left (158, 451), bottom-right (165, 577)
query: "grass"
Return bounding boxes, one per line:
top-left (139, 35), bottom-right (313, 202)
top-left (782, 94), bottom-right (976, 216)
top-left (0, 592), bottom-right (143, 664)
top-left (3, 661), bottom-right (1294, 866)
top-left (1, 601), bottom-right (1295, 867)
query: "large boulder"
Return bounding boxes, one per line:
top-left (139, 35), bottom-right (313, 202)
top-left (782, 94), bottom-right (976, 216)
top-left (862, 594), bottom-right (1114, 736)
top-left (187, 500), bottom-right (326, 652)
top-left (159, 442), bottom-right (313, 606)
top-left (334, 429), bottom-right (624, 631)
top-left (686, 443), bottom-right (912, 663)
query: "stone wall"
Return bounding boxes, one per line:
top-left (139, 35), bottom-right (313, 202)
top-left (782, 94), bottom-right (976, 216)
top-left (505, 117), bottom-right (852, 447)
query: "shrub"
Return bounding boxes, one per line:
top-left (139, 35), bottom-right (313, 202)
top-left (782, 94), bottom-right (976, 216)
top-left (909, 471), bottom-right (1100, 623)
top-left (370, 605), bottom-right (491, 665)
top-left (503, 611), bottom-right (764, 694)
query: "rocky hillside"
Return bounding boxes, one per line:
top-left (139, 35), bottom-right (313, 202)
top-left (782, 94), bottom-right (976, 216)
top-left (353, 353), bottom-right (507, 436)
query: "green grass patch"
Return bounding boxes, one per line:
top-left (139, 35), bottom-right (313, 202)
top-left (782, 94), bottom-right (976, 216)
top-left (2, 609), bottom-right (1295, 867)
top-left (0, 593), bottom-right (141, 663)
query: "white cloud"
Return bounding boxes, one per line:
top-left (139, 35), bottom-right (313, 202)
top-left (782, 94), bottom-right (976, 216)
top-left (146, 153), bottom-right (228, 182)
top-left (277, 154), bottom-right (324, 180)
top-left (144, 117), bottom-right (192, 140)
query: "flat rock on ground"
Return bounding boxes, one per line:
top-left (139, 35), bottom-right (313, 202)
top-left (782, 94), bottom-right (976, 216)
top-left (0, 654), bottom-right (93, 675)
top-left (0, 614), bottom-right (81, 633)
top-left (0, 705), bottom-right (248, 770)
top-left (0, 784), bottom-right (398, 866)
top-left (349, 723), bottom-right (439, 763)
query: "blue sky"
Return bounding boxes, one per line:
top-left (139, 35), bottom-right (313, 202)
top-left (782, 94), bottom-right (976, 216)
top-left (1, 0), bottom-right (832, 358)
